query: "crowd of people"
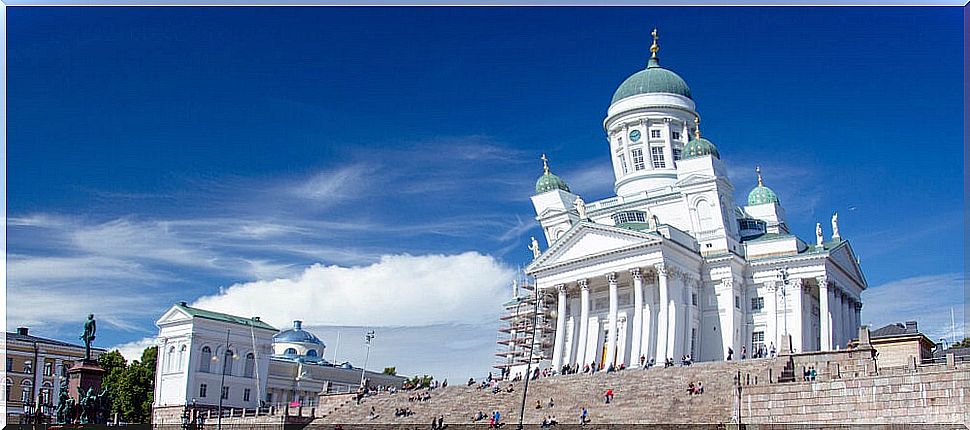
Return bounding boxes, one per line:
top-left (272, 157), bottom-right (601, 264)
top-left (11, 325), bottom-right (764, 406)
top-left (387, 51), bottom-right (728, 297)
top-left (686, 381), bottom-right (705, 395)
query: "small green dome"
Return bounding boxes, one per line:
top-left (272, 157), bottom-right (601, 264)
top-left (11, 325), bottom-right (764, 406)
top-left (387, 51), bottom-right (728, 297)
top-left (683, 136), bottom-right (720, 159)
top-left (536, 172), bottom-right (570, 194)
top-left (747, 168), bottom-right (779, 205)
top-left (611, 57), bottom-right (692, 104)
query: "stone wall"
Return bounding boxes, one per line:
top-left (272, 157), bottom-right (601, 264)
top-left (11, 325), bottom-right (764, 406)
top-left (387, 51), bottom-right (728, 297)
top-left (742, 362), bottom-right (970, 425)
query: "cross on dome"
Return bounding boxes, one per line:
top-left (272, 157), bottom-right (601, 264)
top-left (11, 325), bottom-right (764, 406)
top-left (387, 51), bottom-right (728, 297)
top-left (541, 153), bottom-right (550, 175)
top-left (756, 166), bottom-right (763, 186)
top-left (650, 28), bottom-right (659, 59)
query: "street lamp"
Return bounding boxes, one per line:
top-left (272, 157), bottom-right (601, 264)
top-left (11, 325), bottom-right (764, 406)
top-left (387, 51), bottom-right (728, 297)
top-left (734, 370), bottom-right (743, 424)
top-left (777, 268), bottom-right (791, 343)
top-left (215, 327), bottom-right (237, 430)
top-left (359, 331), bottom-right (376, 389)
top-left (518, 283), bottom-right (543, 430)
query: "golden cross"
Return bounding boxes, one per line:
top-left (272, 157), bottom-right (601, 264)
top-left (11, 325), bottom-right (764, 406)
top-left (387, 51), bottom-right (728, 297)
top-left (541, 153), bottom-right (550, 174)
top-left (650, 28), bottom-right (659, 58)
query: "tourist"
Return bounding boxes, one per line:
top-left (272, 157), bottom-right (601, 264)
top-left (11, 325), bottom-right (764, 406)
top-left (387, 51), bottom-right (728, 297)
top-left (583, 363), bottom-right (590, 374)
top-left (468, 377), bottom-right (475, 387)
top-left (473, 411), bottom-right (486, 422)
top-left (580, 407), bottom-right (588, 425)
top-left (368, 406), bottom-right (377, 420)
top-left (431, 417), bottom-right (438, 430)
top-left (810, 366), bottom-right (817, 381)
top-left (687, 381), bottom-right (695, 395)
top-left (549, 398), bottom-right (555, 408)
top-left (494, 410), bottom-right (502, 427)
top-left (604, 388), bottom-right (614, 404)
top-left (741, 345), bottom-right (747, 360)
top-left (437, 415), bottom-right (445, 429)
top-left (697, 382), bottom-right (704, 394)
top-left (640, 355), bottom-right (646, 368)
top-left (506, 384), bottom-right (514, 393)
top-left (606, 363), bottom-right (615, 373)
top-left (770, 343), bottom-right (776, 358)
top-left (727, 347), bottom-right (734, 361)
top-left (536, 399), bottom-right (542, 409)
top-left (442, 379), bottom-right (448, 388)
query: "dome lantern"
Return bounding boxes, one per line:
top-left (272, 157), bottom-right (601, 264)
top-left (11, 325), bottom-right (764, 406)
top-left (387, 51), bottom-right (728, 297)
top-left (747, 166), bottom-right (781, 205)
top-left (535, 153), bottom-right (571, 194)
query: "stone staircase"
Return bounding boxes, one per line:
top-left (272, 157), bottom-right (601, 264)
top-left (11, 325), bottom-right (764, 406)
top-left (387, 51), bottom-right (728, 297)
top-left (310, 359), bottom-right (775, 426)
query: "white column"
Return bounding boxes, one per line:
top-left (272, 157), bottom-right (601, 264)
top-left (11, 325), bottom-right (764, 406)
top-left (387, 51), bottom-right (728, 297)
top-left (790, 278), bottom-right (804, 352)
top-left (551, 284), bottom-right (567, 371)
top-left (655, 263), bottom-right (669, 362)
top-left (834, 288), bottom-right (844, 349)
top-left (630, 268), bottom-right (644, 365)
top-left (844, 295), bottom-right (854, 343)
top-left (642, 285), bottom-right (654, 362)
top-left (576, 280), bottom-right (590, 366)
top-left (606, 272), bottom-right (619, 367)
top-left (817, 276), bottom-right (831, 350)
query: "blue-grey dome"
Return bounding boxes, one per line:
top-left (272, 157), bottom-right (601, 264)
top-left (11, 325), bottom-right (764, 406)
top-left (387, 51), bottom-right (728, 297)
top-left (273, 320), bottom-right (324, 346)
top-left (611, 57), bottom-right (692, 104)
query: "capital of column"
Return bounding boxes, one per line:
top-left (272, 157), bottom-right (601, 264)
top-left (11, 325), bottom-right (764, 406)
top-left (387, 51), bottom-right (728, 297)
top-left (789, 278), bottom-right (803, 290)
top-left (607, 272), bottom-right (618, 284)
top-left (557, 284), bottom-right (567, 294)
top-left (630, 267), bottom-right (642, 280)
top-left (654, 263), bottom-right (667, 278)
top-left (816, 275), bottom-right (828, 289)
top-left (578, 278), bottom-right (589, 291)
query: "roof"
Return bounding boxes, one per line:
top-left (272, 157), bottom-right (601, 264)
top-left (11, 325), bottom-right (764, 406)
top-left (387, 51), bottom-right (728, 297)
top-left (870, 322), bottom-right (920, 338)
top-left (274, 320), bottom-right (324, 345)
top-left (6, 331), bottom-right (106, 351)
top-left (174, 303), bottom-right (277, 331)
top-left (612, 57), bottom-right (692, 104)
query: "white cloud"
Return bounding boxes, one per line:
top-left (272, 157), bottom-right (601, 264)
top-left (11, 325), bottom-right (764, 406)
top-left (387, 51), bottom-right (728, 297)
top-left (288, 164), bottom-right (375, 203)
top-left (191, 252), bottom-right (515, 328)
top-left (564, 163), bottom-right (616, 200)
top-left (862, 272), bottom-right (966, 342)
top-left (109, 337), bottom-right (158, 363)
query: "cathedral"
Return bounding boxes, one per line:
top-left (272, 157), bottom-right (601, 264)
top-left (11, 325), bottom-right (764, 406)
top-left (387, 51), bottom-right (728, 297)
top-left (522, 30), bottom-right (867, 371)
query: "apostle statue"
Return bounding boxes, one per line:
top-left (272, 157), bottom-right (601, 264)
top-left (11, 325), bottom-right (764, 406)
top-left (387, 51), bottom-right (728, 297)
top-left (831, 212), bottom-right (840, 239)
top-left (80, 314), bottom-right (97, 361)
top-left (815, 222), bottom-right (824, 247)
top-left (574, 196), bottom-right (587, 220)
top-left (528, 236), bottom-right (541, 260)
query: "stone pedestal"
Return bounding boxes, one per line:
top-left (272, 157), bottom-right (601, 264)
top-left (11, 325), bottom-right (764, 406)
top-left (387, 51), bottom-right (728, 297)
top-left (67, 359), bottom-right (105, 398)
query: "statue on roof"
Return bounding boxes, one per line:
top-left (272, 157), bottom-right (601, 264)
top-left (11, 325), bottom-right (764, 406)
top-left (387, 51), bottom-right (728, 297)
top-left (574, 196), bottom-right (587, 220)
top-left (80, 314), bottom-right (97, 361)
top-left (831, 212), bottom-right (840, 239)
top-left (528, 236), bottom-right (541, 260)
top-left (815, 223), bottom-right (824, 247)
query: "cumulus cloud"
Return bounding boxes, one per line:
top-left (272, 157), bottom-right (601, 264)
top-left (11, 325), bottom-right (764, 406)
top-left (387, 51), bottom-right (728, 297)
top-left (191, 252), bottom-right (515, 328)
top-left (862, 272), bottom-right (966, 342)
top-left (109, 337), bottom-right (158, 363)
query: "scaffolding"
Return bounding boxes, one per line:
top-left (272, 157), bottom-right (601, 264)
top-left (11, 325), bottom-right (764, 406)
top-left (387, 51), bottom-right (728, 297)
top-left (493, 276), bottom-right (555, 378)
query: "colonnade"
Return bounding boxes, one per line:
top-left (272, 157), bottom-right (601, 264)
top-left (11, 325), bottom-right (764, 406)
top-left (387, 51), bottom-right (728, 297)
top-left (818, 275), bottom-right (862, 350)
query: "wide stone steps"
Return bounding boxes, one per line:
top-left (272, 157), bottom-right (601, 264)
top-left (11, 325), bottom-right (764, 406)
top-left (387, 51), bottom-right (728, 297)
top-left (310, 359), bottom-right (774, 426)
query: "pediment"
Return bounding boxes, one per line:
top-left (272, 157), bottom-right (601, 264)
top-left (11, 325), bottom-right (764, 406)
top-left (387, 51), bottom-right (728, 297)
top-left (675, 173), bottom-right (716, 188)
top-left (156, 305), bottom-right (193, 327)
top-left (527, 222), bottom-right (661, 272)
top-left (828, 241), bottom-right (867, 287)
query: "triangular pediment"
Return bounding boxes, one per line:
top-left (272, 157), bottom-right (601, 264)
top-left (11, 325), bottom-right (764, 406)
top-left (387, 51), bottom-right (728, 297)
top-left (527, 222), bottom-right (662, 272)
top-left (675, 173), bottom-right (716, 188)
top-left (156, 305), bottom-right (193, 327)
top-left (828, 241), bottom-right (867, 287)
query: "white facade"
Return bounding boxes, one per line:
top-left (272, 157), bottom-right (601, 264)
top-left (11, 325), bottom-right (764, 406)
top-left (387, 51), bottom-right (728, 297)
top-left (526, 40), bottom-right (867, 370)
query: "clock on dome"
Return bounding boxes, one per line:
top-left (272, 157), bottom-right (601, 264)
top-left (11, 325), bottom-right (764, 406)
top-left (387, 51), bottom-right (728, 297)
top-left (629, 129), bottom-right (641, 142)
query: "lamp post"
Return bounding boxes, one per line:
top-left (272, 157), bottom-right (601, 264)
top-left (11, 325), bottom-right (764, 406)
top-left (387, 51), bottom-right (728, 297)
top-left (216, 327), bottom-right (233, 430)
top-left (734, 370), bottom-right (743, 424)
top-left (359, 331), bottom-right (376, 389)
top-left (777, 268), bottom-right (791, 342)
top-left (517, 283), bottom-right (543, 430)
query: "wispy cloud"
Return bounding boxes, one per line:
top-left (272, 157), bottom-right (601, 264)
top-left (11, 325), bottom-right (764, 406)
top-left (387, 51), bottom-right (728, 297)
top-left (564, 162), bottom-right (616, 200)
top-left (862, 272), bottom-right (966, 343)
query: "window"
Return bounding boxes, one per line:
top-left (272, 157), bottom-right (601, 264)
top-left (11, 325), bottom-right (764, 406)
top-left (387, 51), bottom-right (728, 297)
top-left (40, 387), bottom-right (51, 405)
top-left (650, 129), bottom-right (661, 139)
top-left (752, 331), bottom-right (765, 354)
top-left (284, 348), bottom-right (298, 355)
top-left (611, 211), bottom-right (647, 225)
top-left (60, 363), bottom-right (70, 377)
top-left (306, 349), bottom-right (317, 357)
top-left (692, 293), bottom-right (698, 306)
top-left (673, 148), bottom-right (682, 161)
top-left (631, 148), bottom-right (645, 171)
top-left (651, 146), bottom-right (666, 168)
top-left (222, 350), bottom-right (234, 376)
top-left (735, 296), bottom-right (741, 309)
top-left (221, 386), bottom-right (229, 400)
top-left (20, 380), bottom-right (32, 403)
top-left (244, 353), bottom-right (255, 378)
top-left (200, 347), bottom-right (212, 373)
top-left (672, 131), bottom-right (680, 140)
top-left (43, 362), bottom-right (52, 376)
top-left (5, 379), bottom-right (11, 401)
top-left (617, 137), bottom-right (623, 147)
top-left (23, 361), bottom-right (32, 374)
top-left (244, 388), bottom-right (251, 402)
top-left (6, 358), bottom-right (12, 372)
top-left (619, 154), bottom-right (628, 174)
top-left (751, 297), bottom-right (764, 312)
top-left (199, 383), bottom-right (208, 398)
top-left (691, 328), bottom-right (697, 358)
top-left (266, 392), bottom-right (273, 403)
top-left (178, 345), bottom-right (186, 371)
top-left (167, 346), bottom-right (176, 372)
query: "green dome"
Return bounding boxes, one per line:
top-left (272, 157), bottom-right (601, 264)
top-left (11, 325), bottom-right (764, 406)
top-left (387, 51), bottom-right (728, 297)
top-left (611, 57), bottom-right (692, 104)
top-left (536, 172), bottom-right (570, 194)
top-left (683, 136), bottom-right (720, 159)
top-left (748, 186), bottom-right (779, 205)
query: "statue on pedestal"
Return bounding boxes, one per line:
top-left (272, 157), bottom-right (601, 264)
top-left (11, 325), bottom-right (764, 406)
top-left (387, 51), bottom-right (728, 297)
top-left (80, 314), bottom-right (97, 361)
top-left (831, 212), bottom-right (840, 239)
top-left (574, 196), bottom-right (587, 220)
top-left (815, 223), bottom-right (824, 247)
top-left (528, 236), bottom-right (541, 260)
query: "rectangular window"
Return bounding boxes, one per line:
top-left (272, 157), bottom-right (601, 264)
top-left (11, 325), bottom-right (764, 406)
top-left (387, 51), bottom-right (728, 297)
top-left (672, 131), bottom-right (680, 140)
top-left (23, 361), bottom-right (32, 374)
top-left (735, 296), bottom-right (741, 309)
top-left (266, 392), bottom-right (273, 403)
top-left (6, 358), bottom-right (12, 372)
top-left (221, 386), bottom-right (229, 400)
top-left (650, 129), bottom-right (661, 139)
top-left (619, 154), bottom-right (628, 174)
top-left (673, 148), bottom-right (682, 161)
top-left (631, 148), bottom-right (645, 171)
top-left (43, 362), bottom-right (53, 376)
top-left (244, 388), bottom-right (251, 402)
top-left (752, 331), bottom-right (765, 354)
top-left (22, 389), bottom-right (31, 403)
top-left (692, 293), bottom-right (698, 306)
top-left (199, 384), bottom-right (207, 398)
top-left (651, 146), bottom-right (666, 168)
top-left (751, 297), bottom-right (764, 312)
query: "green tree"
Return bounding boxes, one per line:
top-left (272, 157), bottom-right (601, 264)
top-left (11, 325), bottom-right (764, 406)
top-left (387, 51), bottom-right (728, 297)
top-left (383, 367), bottom-right (397, 376)
top-left (952, 337), bottom-right (970, 349)
top-left (99, 346), bottom-right (156, 423)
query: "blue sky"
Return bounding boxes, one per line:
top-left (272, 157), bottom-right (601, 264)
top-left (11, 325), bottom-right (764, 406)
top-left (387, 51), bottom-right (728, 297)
top-left (6, 7), bottom-right (965, 379)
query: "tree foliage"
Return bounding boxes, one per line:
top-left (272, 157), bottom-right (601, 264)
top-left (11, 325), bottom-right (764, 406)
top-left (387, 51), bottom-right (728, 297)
top-left (100, 346), bottom-right (157, 423)
top-left (952, 337), bottom-right (970, 349)
top-left (382, 367), bottom-right (397, 376)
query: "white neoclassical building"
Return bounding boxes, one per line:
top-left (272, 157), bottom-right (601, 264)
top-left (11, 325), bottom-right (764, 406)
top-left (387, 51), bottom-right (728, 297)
top-left (524, 31), bottom-right (867, 372)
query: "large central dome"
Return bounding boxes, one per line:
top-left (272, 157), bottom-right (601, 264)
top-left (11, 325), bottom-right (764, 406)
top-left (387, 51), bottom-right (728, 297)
top-left (611, 57), bottom-right (692, 104)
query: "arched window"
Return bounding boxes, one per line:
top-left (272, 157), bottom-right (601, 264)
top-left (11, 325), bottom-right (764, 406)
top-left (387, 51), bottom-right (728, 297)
top-left (20, 379), bottom-right (32, 403)
top-left (305, 349), bottom-right (317, 357)
top-left (199, 346), bottom-right (212, 373)
top-left (284, 348), bottom-right (297, 355)
top-left (696, 200), bottom-right (714, 230)
top-left (222, 350), bottom-right (233, 376)
top-left (178, 345), bottom-right (186, 371)
top-left (167, 346), bottom-right (176, 372)
top-left (40, 382), bottom-right (52, 405)
top-left (244, 353), bottom-right (255, 378)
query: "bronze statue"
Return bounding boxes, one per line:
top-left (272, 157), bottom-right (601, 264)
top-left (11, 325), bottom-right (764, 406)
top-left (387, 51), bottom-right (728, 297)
top-left (80, 314), bottom-right (97, 361)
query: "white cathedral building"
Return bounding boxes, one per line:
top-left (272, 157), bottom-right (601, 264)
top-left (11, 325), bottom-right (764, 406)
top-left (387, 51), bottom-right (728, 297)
top-left (523, 31), bottom-right (866, 372)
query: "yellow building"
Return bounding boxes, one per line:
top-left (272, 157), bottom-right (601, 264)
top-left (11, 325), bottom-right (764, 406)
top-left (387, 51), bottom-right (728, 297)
top-left (4, 327), bottom-right (104, 423)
